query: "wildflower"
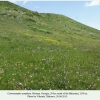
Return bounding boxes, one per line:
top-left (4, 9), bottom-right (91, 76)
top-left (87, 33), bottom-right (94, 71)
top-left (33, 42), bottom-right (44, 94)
top-left (15, 62), bottom-right (23, 66)
top-left (65, 86), bottom-right (67, 89)
top-left (13, 79), bottom-right (15, 81)
top-left (0, 69), bottom-right (4, 74)
top-left (16, 82), bottom-right (23, 86)
top-left (12, 73), bottom-right (15, 76)
top-left (30, 63), bottom-right (33, 67)
top-left (97, 78), bottom-right (100, 81)
top-left (70, 86), bottom-right (72, 89)
top-left (42, 67), bottom-right (44, 70)
top-left (29, 75), bottom-right (33, 78)
top-left (31, 80), bottom-right (33, 83)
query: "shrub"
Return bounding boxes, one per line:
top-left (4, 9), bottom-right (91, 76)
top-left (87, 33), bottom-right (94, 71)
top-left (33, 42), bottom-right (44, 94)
top-left (25, 17), bottom-right (36, 22)
top-left (46, 31), bottom-right (52, 34)
top-left (30, 27), bottom-right (52, 34)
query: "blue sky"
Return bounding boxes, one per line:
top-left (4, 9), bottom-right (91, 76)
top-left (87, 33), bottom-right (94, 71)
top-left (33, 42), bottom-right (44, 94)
top-left (12, 1), bottom-right (100, 30)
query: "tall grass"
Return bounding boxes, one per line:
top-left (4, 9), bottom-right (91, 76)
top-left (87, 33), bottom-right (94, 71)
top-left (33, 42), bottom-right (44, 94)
top-left (0, 1), bottom-right (100, 90)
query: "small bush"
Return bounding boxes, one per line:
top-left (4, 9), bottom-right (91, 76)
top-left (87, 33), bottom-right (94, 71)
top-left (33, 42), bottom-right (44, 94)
top-left (25, 17), bottom-right (36, 22)
top-left (30, 27), bottom-right (52, 34)
top-left (46, 31), bottom-right (52, 34)
top-left (0, 12), bottom-right (7, 15)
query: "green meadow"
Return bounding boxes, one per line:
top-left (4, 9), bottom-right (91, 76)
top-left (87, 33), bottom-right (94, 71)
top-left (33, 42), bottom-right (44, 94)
top-left (0, 1), bottom-right (100, 90)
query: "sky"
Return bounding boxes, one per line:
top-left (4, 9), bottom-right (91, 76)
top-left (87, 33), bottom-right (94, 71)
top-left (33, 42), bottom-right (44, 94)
top-left (10, 0), bottom-right (100, 30)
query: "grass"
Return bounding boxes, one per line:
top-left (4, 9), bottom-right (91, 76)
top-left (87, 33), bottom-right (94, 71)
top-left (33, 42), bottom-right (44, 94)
top-left (0, 1), bottom-right (100, 90)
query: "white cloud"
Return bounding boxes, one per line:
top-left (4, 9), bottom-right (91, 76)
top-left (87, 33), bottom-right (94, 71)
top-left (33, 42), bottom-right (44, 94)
top-left (85, 0), bottom-right (100, 7)
top-left (23, 0), bottom-right (28, 5)
top-left (9, 0), bottom-right (29, 5)
top-left (35, 6), bottom-right (40, 8)
top-left (8, 0), bottom-right (17, 3)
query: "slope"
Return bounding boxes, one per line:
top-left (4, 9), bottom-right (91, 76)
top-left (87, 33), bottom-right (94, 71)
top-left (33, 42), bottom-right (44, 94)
top-left (0, 1), bottom-right (100, 90)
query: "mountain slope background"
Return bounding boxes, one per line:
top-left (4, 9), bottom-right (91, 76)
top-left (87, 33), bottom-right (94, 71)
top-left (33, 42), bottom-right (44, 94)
top-left (0, 1), bottom-right (100, 90)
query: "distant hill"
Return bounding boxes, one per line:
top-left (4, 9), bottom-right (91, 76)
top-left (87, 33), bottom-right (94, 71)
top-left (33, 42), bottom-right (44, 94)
top-left (0, 1), bottom-right (100, 90)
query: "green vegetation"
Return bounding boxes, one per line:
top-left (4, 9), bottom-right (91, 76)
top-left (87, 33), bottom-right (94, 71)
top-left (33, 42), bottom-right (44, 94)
top-left (0, 1), bottom-right (100, 90)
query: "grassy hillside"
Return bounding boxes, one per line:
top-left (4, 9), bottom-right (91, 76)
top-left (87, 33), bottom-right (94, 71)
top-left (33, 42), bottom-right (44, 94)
top-left (0, 1), bottom-right (100, 90)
